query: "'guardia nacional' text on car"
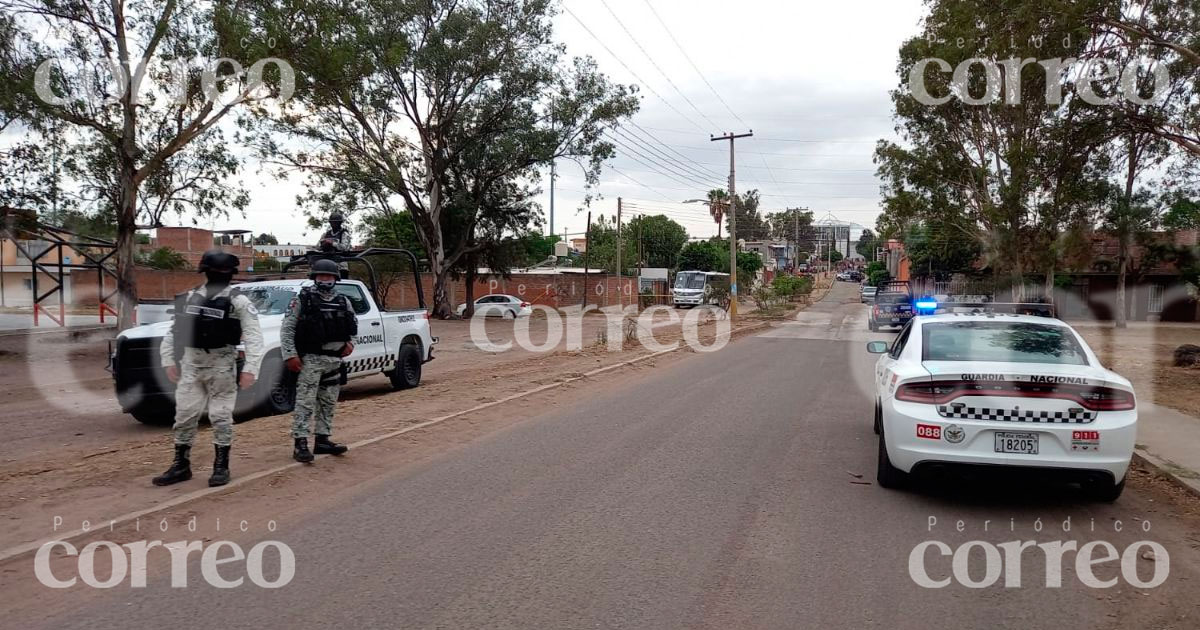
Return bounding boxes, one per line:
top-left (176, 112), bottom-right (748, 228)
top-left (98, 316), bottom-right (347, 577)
top-left (866, 309), bottom-right (1136, 501)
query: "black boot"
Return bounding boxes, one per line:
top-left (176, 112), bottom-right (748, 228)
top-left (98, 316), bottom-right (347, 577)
top-left (208, 445), bottom-right (231, 487)
top-left (152, 445), bottom-right (192, 486)
top-left (314, 434), bottom-right (348, 456)
top-left (293, 437), bottom-right (314, 463)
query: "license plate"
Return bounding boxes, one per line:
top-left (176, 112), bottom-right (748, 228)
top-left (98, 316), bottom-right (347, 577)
top-left (994, 432), bottom-right (1039, 454)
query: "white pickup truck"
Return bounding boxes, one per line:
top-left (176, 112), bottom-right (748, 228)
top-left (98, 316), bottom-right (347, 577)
top-left (110, 278), bottom-right (437, 425)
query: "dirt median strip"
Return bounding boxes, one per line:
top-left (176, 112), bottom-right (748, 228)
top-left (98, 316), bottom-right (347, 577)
top-left (0, 320), bottom-right (769, 564)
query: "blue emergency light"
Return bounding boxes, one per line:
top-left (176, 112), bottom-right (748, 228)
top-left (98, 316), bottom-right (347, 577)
top-left (914, 297), bottom-right (938, 314)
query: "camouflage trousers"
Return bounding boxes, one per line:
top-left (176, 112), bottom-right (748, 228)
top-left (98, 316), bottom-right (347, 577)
top-left (292, 354), bottom-right (344, 438)
top-left (173, 352), bottom-right (238, 447)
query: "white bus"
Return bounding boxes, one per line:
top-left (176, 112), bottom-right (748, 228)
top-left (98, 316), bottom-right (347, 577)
top-left (673, 271), bottom-right (730, 308)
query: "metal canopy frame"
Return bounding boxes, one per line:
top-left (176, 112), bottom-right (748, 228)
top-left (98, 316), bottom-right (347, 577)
top-left (0, 207), bottom-right (120, 326)
top-left (281, 247), bottom-right (426, 310)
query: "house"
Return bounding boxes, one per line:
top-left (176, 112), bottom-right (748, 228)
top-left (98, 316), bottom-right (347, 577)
top-left (743, 240), bottom-right (795, 271)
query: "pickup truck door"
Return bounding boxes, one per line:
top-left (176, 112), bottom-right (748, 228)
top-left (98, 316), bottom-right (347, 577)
top-left (335, 283), bottom-right (388, 375)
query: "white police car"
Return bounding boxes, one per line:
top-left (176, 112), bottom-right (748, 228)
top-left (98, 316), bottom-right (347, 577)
top-left (867, 307), bottom-right (1137, 501)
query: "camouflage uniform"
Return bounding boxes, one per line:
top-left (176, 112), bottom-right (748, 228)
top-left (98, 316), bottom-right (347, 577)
top-left (159, 285), bottom-right (264, 447)
top-left (281, 288), bottom-right (355, 438)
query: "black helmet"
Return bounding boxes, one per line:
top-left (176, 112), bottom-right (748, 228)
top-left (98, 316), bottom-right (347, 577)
top-left (329, 212), bottom-right (345, 223)
top-left (197, 249), bottom-right (239, 273)
top-left (309, 259), bottom-right (340, 279)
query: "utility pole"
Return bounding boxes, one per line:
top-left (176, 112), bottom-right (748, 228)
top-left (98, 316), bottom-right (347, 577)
top-left (549, 159), bottom-right (556, 237)
top-left (616, 198), bottom-right (622, 308)
top-left (583, 211), bottom-right (592, 310)
top-left (712, 131), bottom-right (752, 321)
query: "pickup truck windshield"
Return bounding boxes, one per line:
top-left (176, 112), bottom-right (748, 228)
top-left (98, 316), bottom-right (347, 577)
top-left (239, 286), bottom-right (299, 315)
top-left (922, 322), bottom-right (1089, 365)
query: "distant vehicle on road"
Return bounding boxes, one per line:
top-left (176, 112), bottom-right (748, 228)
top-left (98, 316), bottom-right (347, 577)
top-left (673, 271), bottom-right (730, 308)
top-left (457, 294), bottom-right (532, 319)
top-left (868, 291), bottom-right (913, 331)
top-left (866, 310), bottom-right (1136, 501)
top-left (860, 286), bottom-right (878, 303)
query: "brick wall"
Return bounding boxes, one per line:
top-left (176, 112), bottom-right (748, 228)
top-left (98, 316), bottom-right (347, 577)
top-left (377, 273), bottom-right (636, 311)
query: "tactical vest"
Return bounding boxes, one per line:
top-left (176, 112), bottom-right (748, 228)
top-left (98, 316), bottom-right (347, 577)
top-left (174, 289), bottom-right (242, 352)
top-left (296, 288), bottom-right (357, 355)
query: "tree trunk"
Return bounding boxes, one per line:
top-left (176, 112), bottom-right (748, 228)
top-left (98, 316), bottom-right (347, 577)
top-left (1116, 239), bottom-right (1129, 328)
top-left (1043, 264), bottom-right (1054, 305)
top-left (464, 263), bottom-right (477, 318)
top-left (116, 164), bottom-right (139, 331)
top-left (431, 263), bottom-right (454, 319)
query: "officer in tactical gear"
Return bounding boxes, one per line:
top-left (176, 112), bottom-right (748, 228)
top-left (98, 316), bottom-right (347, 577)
top-left (315, 212), bottom-right (353, 278)
top-left (154, 250), bottom-right (264, 487)
top-left (280, 258), bottom-right (357, 462)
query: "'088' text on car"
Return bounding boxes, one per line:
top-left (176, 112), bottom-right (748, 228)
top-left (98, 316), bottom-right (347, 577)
top-left (867, 312), bottom-right (1136, 501)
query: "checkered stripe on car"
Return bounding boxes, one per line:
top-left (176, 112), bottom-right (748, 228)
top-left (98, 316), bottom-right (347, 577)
top-left (346, 355), bottom-right (395, 373)
top-left (936, 405), bottom-right (1096, 424)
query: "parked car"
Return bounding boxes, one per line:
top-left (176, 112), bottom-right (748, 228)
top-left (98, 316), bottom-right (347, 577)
top-left (860, 286), bottom-right (878, 303)
top-left (457, 294), bottom-right (532, 319)
top-left (867, 312), bottom-right (1136, 501)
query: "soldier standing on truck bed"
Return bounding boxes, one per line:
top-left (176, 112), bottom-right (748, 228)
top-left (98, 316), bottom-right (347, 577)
top-left (315, 212), bottom-right (353, 279)
top-left (281, 259), bottom-right (356, 462)
top-left (154, 250), bottom-right (264, 487)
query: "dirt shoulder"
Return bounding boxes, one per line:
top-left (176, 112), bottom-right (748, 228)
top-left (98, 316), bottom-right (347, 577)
top-left (1072, 322), bottom-right (1200, 419)
top-left (0, 306), bottom-right (770, 553)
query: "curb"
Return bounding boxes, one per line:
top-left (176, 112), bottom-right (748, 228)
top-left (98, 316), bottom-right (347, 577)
top-left (1132, 449), bottom-right (1200, 500)
top-left (0, 320), bottom-right (769, 564)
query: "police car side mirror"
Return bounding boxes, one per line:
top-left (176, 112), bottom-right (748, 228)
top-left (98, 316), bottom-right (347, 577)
top-left (866, 341), bottom-right (888, 354)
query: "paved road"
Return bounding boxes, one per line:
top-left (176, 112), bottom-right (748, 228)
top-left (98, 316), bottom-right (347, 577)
top-left (18, 282), bottom-right (1200, 629)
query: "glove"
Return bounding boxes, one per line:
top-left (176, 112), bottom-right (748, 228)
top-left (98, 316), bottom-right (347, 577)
top-left (285, 357), bottom-right (303, 372)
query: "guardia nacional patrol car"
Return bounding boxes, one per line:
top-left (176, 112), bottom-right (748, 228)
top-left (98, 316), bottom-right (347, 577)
top-left (867, 304), bottom-right (1137, 501)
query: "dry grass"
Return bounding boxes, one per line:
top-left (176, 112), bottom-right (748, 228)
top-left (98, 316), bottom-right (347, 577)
top-left (1072, 322), bottom-right (1200, 418)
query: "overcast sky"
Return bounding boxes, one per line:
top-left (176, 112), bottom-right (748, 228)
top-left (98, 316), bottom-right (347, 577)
top-left (198, 0), bottom-right (927, 245)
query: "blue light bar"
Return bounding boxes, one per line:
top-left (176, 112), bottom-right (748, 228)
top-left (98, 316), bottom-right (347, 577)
top-left (915, 300), bottom-right (938, 310)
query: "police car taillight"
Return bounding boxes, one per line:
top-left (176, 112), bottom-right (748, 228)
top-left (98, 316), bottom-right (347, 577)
top-left (895, 383), bottom-right (960, 403)
top-left (1078, 388), bottom-right (1135, 411)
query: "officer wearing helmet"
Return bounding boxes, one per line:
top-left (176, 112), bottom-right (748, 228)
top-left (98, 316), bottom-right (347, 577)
top-left (280, 258), bottom-right (357, 462)
top-left (154, 249), bottom-right (264, 487)
top-left (316, 212), bottom-right (352, 253)
top-left (315, 212), bottom-right (352, 278)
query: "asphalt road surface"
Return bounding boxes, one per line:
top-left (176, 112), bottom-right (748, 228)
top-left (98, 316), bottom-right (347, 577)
top-left (13, 282), bottom-right (1200, 629)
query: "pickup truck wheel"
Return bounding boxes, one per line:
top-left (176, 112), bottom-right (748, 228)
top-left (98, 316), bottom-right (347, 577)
top-left (390, 344), bottom-right (422, 390)
top-left (255, 356), bottom-right (296, 417)
top-left (868, 320), bottom-right (878, 332)
top-left (130, 403), bottom-right (174, 426)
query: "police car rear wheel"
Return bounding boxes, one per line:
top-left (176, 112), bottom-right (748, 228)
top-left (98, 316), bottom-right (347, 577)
top-left (876, 427), bottom-right (907, 489)
top-left (390, 344), bottom-right (422, 390)
top-left (1083, 477), bottom-right (1125, 502)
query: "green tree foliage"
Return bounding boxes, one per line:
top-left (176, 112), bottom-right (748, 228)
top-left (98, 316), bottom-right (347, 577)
top-left (141, 247), bottom-right (188, 271)
top-left (856, 229), bottom-right (879, 259)
top-left (723, 189), bottom-right (768, 241)
top-left (250, 0), bottom-right (639, 317)
top-left (678, 240), bottom-right (723, 272)
top-left (903, 223), bottom-right (983, 279)
top-left (254, 233), bottom-right (279, 245)
top-left (766, 207), bottom-right (814, 243)
top-left (0, 1), bottom-right (273, 329)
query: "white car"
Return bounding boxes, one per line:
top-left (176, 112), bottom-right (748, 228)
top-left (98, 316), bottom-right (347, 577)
top-left (457, 294), bottom-right (532, 318)
top-left (867, 312), bottom-right (1136, 501)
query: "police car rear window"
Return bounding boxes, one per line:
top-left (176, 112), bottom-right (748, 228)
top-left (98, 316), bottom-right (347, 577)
top-left (922, 322), bottom-right (1088, 365)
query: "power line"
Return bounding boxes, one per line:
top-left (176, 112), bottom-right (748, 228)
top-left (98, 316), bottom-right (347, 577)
top-left (598, 0), bottom-right (721, 131)
top-left (638, 0), bottom-right (748, 129)
top-left (628, 122), bottom-right (726, 179)
top-left (607, 166), bottom-right (676, 202)
top-left (562, 5), bottom-right (709, 133)
top-left (610, 126), bottom-right (724, 185)
top-left (604, 131), bottom-right (716, 190)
